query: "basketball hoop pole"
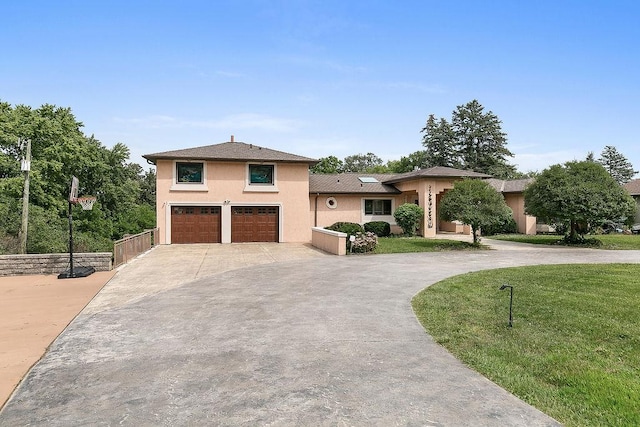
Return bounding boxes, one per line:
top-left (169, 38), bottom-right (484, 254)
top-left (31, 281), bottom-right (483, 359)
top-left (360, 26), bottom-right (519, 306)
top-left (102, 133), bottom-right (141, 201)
top-left (58, 176), bottom-right (95, 279)
top-left (66, 198), bottom-right (76, 278)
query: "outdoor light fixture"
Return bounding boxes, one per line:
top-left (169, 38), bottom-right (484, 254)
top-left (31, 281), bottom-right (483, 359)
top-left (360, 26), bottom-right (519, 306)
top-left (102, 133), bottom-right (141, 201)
top-left (499, 284), bottom-right (514, 327)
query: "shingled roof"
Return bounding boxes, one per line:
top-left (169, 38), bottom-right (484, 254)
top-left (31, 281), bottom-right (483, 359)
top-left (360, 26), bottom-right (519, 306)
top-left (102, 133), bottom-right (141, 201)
top-left (623, 178), bottom-right (640, 195)
top-left (143, 141), bottom-right (318, 164)
top-left (382, 166), bottom-right (491, 184)
top-left (309, 173), bottom-right (401, 194)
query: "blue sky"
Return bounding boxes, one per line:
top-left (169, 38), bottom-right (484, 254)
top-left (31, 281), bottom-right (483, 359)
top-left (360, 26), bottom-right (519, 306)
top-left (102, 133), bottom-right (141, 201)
top-left (2, 1), bottom-right (639, 176)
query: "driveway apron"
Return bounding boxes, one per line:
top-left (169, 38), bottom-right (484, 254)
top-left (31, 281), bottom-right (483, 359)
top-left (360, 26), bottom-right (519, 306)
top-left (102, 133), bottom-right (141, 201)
top-left (1, 242), bottom-right (638, 425)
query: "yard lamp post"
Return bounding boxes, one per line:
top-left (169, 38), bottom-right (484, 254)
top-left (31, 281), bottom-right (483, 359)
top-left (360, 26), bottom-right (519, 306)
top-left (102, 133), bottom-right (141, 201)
top-left (499, 284), bottom-right (514, 327)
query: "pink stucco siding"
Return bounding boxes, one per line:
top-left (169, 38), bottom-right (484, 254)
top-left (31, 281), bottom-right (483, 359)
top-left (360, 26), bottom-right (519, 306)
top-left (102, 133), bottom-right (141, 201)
top-left (155, 160), bottom-right (312, 244)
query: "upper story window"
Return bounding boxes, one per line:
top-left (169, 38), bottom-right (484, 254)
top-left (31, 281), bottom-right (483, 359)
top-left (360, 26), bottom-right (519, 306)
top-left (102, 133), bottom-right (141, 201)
top-left (364, 199), bottom-right (392, 215)
top-left (171, 161), bottom-right (208, 191)
top-left (176, 162), bottom-right (204, 184)
top-left (249, 164), bottom-right (274, 184)
top-left (245, 163), bottom-right (278, 192)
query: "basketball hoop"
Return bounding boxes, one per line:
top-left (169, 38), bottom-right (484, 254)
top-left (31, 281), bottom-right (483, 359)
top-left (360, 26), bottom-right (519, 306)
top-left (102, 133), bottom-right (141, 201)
top-left (76, 196), bottom-right (97, 210)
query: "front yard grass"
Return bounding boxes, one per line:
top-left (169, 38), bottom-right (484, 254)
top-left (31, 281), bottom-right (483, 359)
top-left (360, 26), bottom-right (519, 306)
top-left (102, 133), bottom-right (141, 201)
top-left (412, 264), bottom-right (640, 427)
top-left (489, 233), bottom-right (640, 250)
top-left (373, 236), bottom-right (482, 254)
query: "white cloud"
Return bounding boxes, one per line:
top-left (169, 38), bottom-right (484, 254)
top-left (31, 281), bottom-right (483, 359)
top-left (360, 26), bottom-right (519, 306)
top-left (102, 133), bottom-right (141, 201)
top-left (281, 54), bottom-right (368, 74)
top-left (113, 113), bottom-right (303, 133)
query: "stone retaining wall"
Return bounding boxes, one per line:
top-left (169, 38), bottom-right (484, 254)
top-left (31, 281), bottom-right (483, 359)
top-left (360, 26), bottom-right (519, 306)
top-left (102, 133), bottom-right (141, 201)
top-left (0, 253), bottom-right (113, 276)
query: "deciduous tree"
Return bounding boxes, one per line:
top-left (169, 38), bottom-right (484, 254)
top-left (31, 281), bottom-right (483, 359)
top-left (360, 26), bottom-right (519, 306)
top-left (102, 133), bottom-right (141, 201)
top-left (342, 152), bottom-right (387, 173)
top-left (524, 161), bottom-right (636, 242)
top-left (439, 179), bottom-right (512, 244)
top-left (310, 155), bottom-right (344, 174)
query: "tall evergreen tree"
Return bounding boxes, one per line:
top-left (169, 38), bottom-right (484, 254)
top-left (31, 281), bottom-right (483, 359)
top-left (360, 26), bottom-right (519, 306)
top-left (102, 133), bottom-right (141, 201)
top-left (421, 114), bottom-right (458, 168)
top-left (597, 145), bottom-right (637, 185)
top-left (451, 100), bottom-right (516, 178)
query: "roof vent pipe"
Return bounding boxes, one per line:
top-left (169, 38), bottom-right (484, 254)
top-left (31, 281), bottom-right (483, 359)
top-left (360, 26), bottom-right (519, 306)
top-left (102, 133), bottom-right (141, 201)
top-left (231, 135), bottom-right (235, 142)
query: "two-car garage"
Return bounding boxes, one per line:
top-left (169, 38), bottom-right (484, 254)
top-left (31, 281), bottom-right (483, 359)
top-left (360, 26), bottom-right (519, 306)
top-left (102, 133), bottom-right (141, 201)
top-left (170, 205), bottom-right (279, 243)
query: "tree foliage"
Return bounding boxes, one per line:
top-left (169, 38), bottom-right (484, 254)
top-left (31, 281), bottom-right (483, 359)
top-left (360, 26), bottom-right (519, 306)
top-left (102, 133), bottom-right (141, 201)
top-left (439, 179), bottom-right (512, 244)
top-left (524, 161), bottom-right (636, 242)
top-left (0, 101), bottom-right (156, 254)
top-left (387, 150), bottom-right (431, 173)
top-left (311, 155), bottom-right (344, 174)
top-left (342, 152), bottom-right (386, 173)
top-left (597, 145), bottom-right (637, 185)
top-left (421, 114), bottom-right (457, 168)
top-left (393, 203), bottom-right (424, 236)
top-left (421, 100), bottom-right (518, 179)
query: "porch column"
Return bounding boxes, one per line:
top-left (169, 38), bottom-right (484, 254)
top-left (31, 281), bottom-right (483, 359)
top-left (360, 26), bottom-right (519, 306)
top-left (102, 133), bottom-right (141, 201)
top-left (422, 184), bottom-right (436, 238)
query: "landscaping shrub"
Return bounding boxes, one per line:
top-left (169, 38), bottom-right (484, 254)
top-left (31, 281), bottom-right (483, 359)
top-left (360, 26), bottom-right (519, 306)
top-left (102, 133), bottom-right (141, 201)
top-left (393, 203), bottom-right (424, 236)
top-left (482, 216), bottom-right (517, 236)
top-left (364, 221), bottom-right (391, 237)
top-left (350, 231), bottom-right (378, 253)
top-left (325, 222), bottom-right (364, 236)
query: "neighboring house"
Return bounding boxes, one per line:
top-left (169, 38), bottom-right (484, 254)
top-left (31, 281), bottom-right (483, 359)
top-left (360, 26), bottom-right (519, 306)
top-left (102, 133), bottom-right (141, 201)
top-left (623, 178), bottom-right (640, 224)
top-left (144, 139), bottom-right (536, 244)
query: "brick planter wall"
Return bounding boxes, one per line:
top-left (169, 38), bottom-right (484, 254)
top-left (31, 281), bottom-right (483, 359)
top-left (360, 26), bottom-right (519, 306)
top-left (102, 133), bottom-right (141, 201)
top-left (0, 253), bottom-right (112, 276)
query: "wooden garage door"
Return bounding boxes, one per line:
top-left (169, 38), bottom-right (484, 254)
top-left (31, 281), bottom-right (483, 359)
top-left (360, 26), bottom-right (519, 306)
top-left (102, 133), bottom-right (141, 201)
top-left (171, 206), bottom-right (221, 243)
top-left (231, 206), bottom-right (279, 242)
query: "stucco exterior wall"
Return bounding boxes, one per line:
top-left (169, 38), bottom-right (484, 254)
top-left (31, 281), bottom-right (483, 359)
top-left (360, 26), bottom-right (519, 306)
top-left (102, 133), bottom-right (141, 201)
top-left (309, 194), bottom-right (408, 232)
top-left (504, 193), bottom-right (536, 235)
top-left (311, 227), bottom-right (346, 255)
top-left (155, 160), bottom-right (311, 244)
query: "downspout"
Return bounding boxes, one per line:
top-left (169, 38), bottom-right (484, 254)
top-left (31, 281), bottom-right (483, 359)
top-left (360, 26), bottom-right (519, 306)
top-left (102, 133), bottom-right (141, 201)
top-left (314, 194), bottom-right (319, 227)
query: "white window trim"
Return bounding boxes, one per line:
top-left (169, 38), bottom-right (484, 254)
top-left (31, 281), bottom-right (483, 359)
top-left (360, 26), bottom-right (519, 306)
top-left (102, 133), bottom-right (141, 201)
top-left (244, 162), bottom-right (279, 192)
top-left (361, 197), bottom-right (396, 224)
top-left (171, 160), bottom-right (209, 191)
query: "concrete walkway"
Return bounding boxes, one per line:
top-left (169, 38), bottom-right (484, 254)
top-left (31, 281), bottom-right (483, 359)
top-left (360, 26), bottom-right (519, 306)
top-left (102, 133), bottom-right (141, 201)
top-left (1, 241), bottom-right (639, 425)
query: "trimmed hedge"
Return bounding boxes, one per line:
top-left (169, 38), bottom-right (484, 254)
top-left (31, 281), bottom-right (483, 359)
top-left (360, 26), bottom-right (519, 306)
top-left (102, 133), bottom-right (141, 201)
top-left (364, 221), bottom-right (391, 237)
top-left (325, 222), bottom-right (364, 236)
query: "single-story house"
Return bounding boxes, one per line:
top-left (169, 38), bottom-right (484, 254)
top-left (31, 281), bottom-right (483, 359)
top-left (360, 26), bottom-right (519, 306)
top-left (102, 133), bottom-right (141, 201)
top-left (623, 178), bottom-right (640, 224)
top-left (143, 139), bottom-right (536, 244)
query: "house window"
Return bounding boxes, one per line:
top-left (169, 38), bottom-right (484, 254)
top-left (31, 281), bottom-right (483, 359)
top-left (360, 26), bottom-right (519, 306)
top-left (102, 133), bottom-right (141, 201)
top-left (176, 162), bottom-right (204, 184)
top-left (249, 164), bottom-right (274, 185)
top-left (365, 199), bottom-right (392, 215)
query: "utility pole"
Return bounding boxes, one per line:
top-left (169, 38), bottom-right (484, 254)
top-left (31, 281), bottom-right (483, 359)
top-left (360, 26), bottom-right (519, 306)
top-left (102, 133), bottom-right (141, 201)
top-left (19, 138), bottom-right (31, 254)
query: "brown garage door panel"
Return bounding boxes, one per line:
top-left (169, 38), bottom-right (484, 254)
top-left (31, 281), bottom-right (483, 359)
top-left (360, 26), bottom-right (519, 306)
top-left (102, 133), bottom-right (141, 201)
top-left (171, 206), bottom-right (221, 243)
top-left (231, 207), bottom-right (279, 242)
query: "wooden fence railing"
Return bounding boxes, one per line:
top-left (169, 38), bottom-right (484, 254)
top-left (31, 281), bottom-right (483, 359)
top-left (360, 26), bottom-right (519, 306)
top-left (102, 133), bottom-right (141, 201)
top-left (113, 228), bottom-right (159, 268)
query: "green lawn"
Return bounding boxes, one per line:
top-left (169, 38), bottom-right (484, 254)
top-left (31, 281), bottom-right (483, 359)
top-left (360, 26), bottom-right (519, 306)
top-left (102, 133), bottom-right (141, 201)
top-left (489, 233), bottom-right (640, 250)
top-left (372, 236), bottom-right (482, 254)
top-left (412, 264), bottom-right (640, 427)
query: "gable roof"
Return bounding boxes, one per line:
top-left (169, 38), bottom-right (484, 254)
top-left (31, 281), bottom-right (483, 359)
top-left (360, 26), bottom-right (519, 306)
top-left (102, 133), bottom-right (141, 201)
top-left (309, 173), bottom-right (401, 194)
top-left (382, 166), bottom-right (491, 184)
top-left (623, 178), bottom-right (640, 195)
top-left (143, 141), bottom-right (318, 164)
top-left (486, 178), bottom-right (534, 193)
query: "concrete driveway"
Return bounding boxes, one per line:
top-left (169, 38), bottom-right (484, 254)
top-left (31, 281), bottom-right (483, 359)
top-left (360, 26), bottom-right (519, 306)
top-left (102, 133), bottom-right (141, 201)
top-left (2, 241), bottom-right (639, 425)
